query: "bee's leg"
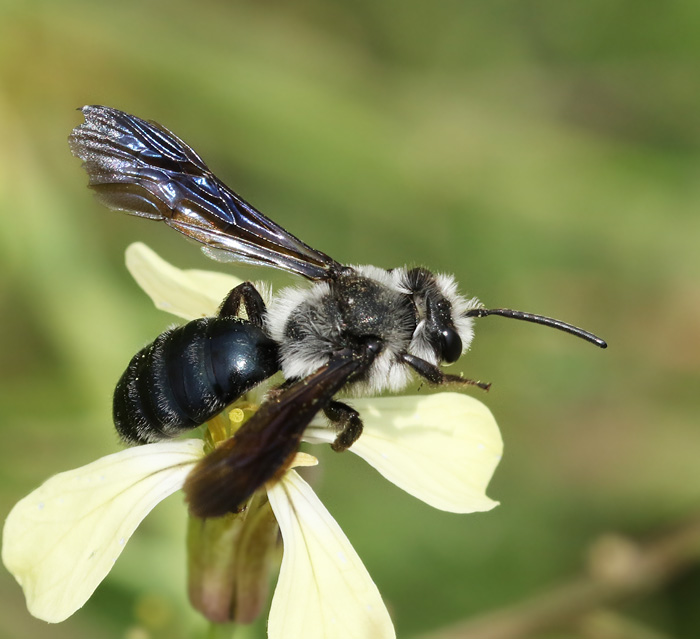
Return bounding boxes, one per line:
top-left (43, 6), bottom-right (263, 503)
top-left (323, 400), bottom-right (364, 452)
top-left (264, 377), bottom-right (297, 402)
top-left (218, 282), bottom-right (266, 327)
top-left (401, 353), bottom-right (491, 391)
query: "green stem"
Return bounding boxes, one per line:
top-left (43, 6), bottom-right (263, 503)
top-left (206, 621), bottom-right (236, 639)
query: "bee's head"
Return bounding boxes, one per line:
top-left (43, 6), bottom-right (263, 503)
top-left (402, 267), bottom-right (608, 367)
top-left (402, 268), bottom-right (479, 365)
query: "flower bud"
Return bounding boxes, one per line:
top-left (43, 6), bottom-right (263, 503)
top-left (187, 493), bottom-right (280, 624)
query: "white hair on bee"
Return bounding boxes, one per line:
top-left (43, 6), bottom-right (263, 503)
top-left (264, 264), bottom-right (480, 395)
top-left (434, 272), bottom-right (481, 355)
top-left (265, 282), bottom-right (333, 380)
top-left (253, 280), bottom-right (274, 308)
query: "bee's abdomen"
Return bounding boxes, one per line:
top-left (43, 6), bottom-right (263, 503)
top-left (114, 317), bottom-right (280, 444)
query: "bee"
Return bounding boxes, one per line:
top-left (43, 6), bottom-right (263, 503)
top-left (69, 106), bottom-right (606, 518)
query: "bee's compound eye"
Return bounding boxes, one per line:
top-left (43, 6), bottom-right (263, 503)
top-left (440, 327), bottom-right (462, 363)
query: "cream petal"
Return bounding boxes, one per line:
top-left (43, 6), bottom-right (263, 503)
top-left (305, 393), bottom-right (502, 513)
top-left (2, 439), bottom-right (204, 623)
top-left (267, 470), bottom-right (395, 639)
top-left (125, 242), bottom-right (242, 319)
top-left (288, 452), bottom-right (319, 469)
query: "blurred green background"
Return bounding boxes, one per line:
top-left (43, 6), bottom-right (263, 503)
top-left (1, 1), bottom-right (699, 638)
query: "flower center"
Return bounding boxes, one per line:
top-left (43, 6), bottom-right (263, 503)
top-left (203, 400), bottom-right (259, 453)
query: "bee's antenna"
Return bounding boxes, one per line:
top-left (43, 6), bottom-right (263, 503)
top-left (465, 308), bottom-right (607, 349)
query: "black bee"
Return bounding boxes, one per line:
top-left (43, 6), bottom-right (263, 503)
top-left (69, 106), bottom-right (606, 518)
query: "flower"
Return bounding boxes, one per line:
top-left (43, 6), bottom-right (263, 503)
top-left (2, 243), bottom-right (503, 637)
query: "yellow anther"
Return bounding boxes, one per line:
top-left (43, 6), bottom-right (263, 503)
top-left (229, 408), bottom-right (246, 424)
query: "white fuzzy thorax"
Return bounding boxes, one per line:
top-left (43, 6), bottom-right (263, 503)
top-left (265, 265), bottom-right (481, 395)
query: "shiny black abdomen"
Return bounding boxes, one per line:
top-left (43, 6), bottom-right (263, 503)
top-left (113, 317), bottom-right (280, 444)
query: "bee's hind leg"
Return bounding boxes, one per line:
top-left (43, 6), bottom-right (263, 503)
top-left (323, 400), bottom-right (363, 452)
top-left (218, 282), bottom-right (267, 327)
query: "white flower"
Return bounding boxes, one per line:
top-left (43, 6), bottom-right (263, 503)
top-left (2, 244), bottom-right (503, 637)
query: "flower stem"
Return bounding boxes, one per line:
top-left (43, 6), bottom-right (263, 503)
top-left (206, 621), bottom-right (235, 639)
top-left (419, 515), bottom-right (700, 639)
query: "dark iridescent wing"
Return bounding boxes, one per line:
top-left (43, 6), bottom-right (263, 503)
top-left (69, 105), bottom-right (342, 280)
top-left (184, 345), bottom-right (376, 518)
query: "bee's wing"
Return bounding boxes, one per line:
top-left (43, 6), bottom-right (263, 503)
top-left (69, 106), bottom-right (342, 281)
top-left (184, 346), bottom-right (376, 518)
